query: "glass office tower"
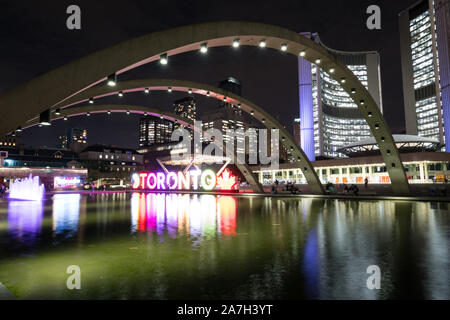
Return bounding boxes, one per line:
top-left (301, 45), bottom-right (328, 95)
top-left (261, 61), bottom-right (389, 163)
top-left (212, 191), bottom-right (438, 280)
top-left (298, 33), bottom-right (383, 160)
top-left (399, 0), bottom-right (450, 151)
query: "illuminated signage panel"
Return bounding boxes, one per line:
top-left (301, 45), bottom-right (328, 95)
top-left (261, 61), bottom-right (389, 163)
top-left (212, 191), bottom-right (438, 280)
top-left (131, 169), bottom-right (237, 191)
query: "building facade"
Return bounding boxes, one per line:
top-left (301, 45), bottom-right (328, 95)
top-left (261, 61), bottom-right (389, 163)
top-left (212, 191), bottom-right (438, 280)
top-left (253, 152), bottom-right (450, 185)
top-left (173, 97), bottom-right (197, 125)
top-left (218, 77), bottom-right (243, 115)
top-left (202, 107), bottom-right (246, 159)
top-left (298, 33), bottom-right (383, 160)
top-left (79, 145), bottom-right (144, 183)
top-left (139, 116), bottom-right (174, 147)
top-left (399, 0), bottom-right (450, 151)
top-left (59, 127), bottom-right (87, 152)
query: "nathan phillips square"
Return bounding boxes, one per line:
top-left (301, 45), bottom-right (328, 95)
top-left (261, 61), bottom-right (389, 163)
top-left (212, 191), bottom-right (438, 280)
top-left (0, 0), bottom-right (449, 312)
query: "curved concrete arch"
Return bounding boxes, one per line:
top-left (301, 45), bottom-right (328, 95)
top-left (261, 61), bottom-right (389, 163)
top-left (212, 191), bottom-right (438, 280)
top-left (0, 21), bottom-right (409, 194)
top-left (43, 79), bottom-right (325, 194)
top-left (23, 104), bottom-right (264, 193)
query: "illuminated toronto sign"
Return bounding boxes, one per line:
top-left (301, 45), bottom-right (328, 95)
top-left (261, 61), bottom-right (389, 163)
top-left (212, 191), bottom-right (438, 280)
top-left (131, 169), bottom-right (237, 191)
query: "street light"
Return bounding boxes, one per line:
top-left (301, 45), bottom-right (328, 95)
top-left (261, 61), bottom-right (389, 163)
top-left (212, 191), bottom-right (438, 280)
top-left (107, 73), bottom-right (117, 87)
top-left (89, 98), bottom-right (94, 104)
top-left (259, 39), bottom-right (266, 47)
top-left (39, 109), bottom-right (51, 126)
top-left (118, 91), bottom-right (124, 97)
top-left (200, 42), bottom-right (208, 53)
top-left (160, 53), bottom-right (168, 65)
top-left (232, 38), bottom-right (240, 48)
top-left (144, 88), bottom-right (149, 94)
top-left (281, 44), bottom-right (288, 51)
top-left (299, 50), bottom-right (306, 57)
top-left (55, 108), bottom-right (61, 115)
top-left (168, 87), bottom-right (172, 92)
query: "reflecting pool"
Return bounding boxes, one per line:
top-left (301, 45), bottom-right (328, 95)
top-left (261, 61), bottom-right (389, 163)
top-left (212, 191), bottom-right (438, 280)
top-left (0, 192), bottom-right (449, 299)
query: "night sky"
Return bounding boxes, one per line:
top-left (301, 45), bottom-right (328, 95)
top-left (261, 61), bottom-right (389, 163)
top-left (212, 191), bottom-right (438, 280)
top-left (0, 0), bottom-right (416, 149)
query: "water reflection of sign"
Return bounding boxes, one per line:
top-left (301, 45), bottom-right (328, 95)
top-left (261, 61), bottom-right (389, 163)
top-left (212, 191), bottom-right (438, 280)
top-left (131, 193), bottom-right (237, 239)
top-left (54, 176), bottom-right (81, 189)
top-left (131, 169), bottom-right (238, 191)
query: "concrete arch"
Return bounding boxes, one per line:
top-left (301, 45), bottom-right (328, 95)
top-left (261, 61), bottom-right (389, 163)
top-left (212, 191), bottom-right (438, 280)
top-left (0, 21), bottom-right (409, 194)
top-left (38, 79), bottom-right (326, 194)
top-left (23, 104), bottom-right (264, 193)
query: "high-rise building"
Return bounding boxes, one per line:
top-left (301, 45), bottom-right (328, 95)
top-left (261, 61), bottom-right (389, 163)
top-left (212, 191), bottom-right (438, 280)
top-left (399, 0), bottom-right (450, 151)
top-left (298, 33), bottom-right (383, 160)
top-left (139, 116), bottom-right (174, 147)
top-left (173, 97), bottom-right (197, 124)
top-left (218, 77), bottom-right (243, 116)
top-left (59, 127), bottom-right (87, 152)
top-left (202, 107), bottom-right (246, 159)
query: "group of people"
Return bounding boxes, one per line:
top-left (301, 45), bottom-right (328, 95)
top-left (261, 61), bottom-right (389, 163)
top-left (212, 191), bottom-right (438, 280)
top-left (343, 184), bottom-right (359, 196)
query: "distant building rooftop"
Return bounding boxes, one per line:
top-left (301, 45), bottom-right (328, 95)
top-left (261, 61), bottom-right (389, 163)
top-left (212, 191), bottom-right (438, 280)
top-left (337, 135), bottom-right (442, 157)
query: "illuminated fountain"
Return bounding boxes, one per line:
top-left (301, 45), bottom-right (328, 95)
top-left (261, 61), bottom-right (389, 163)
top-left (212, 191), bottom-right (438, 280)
top-left (9, 174), bottom-right (45, 201)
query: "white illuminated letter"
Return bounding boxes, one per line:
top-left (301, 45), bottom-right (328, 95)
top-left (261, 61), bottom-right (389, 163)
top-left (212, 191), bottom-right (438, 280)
top-left (190, 170), bottom-right (201, 190)
top-left (167, 172), bottom-right (178, 190)
top-left (147, 173), bottom-right (157, 189)
top-left (157, 172), bottom-right (166, 189)
top-left (178, 171), bottom-right (190, 190)
top-left (200, 169), bottom-right (217, 191)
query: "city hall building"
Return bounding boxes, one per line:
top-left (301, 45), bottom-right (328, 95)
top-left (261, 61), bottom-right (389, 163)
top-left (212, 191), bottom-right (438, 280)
top-left (399, 0), bottom-right (450, 151)
top-left (298, 33), bottom-right (384, 160)
top-left (253, 135), bottom-right (450, 185)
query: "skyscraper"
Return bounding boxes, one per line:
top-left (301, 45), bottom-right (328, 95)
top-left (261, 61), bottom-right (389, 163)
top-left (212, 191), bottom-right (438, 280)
top-left (59, 127), bottom-right (87, 152)
top-left (298, 33), bottom-right (383, 160)
top-left (399, 0), bottom-right (450, 151)
top-left (202, 107), bottom-right (246, 159)
top-left (139, 116), bottom-right (174, 147)
top-left (173, 97), bottom-right (197, 124)
top-left (218, 77), bottom-right (243, 116)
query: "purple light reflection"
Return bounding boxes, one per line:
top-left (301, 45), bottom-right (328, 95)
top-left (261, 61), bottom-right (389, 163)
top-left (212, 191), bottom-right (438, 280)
top-left (7, 200), bottom-right (44, 246)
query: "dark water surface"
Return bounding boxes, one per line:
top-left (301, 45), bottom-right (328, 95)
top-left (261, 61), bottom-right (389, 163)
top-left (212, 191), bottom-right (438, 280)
top-left (0, 192), bottom-right (449, 299)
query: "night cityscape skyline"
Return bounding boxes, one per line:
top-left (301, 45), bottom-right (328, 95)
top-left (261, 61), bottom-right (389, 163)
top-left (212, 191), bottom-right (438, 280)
top-left (2, 0), bottom-right (417, 149)
top-left (0, 0), bottom-right (449, 304)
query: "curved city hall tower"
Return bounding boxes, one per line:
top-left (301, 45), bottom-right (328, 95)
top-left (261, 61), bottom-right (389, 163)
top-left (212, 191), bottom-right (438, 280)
top-left (298, 33), bottom-right (383, 160)
top-left (399, 0), bottom-right (450, 151)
